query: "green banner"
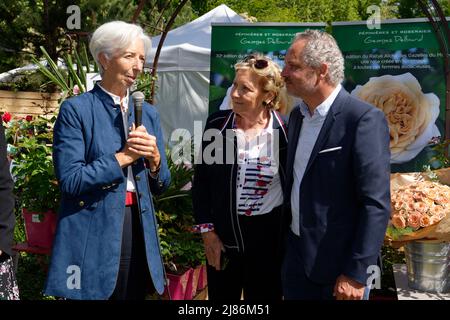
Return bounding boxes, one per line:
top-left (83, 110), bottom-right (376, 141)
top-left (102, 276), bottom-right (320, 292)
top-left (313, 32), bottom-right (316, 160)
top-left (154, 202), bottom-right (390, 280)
top-left (209, 23), bottom-right (326, 114)
top-left (332, 18), bottom-right (448, 173)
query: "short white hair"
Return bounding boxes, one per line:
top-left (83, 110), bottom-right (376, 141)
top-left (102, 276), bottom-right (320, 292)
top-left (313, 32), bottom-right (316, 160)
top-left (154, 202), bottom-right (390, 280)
top-left (294, 29), bottom-right (344, 86)
top-left (89, 21), bottom-right (152, 74)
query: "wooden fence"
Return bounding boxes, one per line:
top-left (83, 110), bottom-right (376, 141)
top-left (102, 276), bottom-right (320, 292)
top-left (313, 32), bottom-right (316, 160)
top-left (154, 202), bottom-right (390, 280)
top-left (0, 90), bottom-right (60, 118)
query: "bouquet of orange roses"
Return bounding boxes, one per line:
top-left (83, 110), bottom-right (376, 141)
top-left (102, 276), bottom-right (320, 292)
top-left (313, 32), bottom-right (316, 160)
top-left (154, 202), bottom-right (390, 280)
top-left (387, 180), bottom-right (450, 241)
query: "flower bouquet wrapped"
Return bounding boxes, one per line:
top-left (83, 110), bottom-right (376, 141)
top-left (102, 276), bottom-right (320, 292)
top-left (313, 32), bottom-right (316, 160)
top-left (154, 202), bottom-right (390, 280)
top-left (387, 179), bottom-right (450, 241)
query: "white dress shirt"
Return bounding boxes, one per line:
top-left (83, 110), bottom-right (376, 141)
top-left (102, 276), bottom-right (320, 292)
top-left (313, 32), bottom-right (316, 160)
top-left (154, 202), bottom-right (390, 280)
top-left (290, 84), bottom-right (342, 235)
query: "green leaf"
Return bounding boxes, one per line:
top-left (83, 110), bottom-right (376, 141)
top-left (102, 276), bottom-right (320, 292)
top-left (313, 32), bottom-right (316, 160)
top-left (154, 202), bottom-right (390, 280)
top-left (386, 225), bottom-right (415, 240)
top-left (38, 46), bottom-right (70, 91)
top-left (64, 53), bottom-right (84, 93)
top-left (81, 43), bottom-right (91, 74)
top-left (73, 49), bottom-right (87, 90)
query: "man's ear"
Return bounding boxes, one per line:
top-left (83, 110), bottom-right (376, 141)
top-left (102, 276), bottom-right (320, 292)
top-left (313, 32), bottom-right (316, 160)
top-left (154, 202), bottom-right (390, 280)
top-left (318, 63), bottom-right (328, 80)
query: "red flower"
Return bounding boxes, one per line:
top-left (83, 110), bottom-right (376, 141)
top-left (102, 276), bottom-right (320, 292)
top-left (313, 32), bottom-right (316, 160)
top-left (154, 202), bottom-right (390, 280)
top-left (25, 115), bottom-right (33, 122)
top-left (2, 112), bottom-right (11, 123)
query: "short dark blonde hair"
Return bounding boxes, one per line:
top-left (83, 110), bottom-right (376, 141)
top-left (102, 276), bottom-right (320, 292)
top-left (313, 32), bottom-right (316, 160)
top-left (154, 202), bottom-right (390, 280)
top-left (234, 53), bottom-right (290, 113)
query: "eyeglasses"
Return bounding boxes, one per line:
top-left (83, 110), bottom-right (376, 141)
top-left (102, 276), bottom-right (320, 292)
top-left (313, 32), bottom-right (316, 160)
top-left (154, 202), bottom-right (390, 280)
top-left (243, 55), bottom-right (269, 69)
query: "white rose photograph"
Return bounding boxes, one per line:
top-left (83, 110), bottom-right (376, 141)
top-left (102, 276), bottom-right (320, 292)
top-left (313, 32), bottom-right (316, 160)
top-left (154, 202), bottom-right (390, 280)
top-left (351, 72), bottom-right (441, 164)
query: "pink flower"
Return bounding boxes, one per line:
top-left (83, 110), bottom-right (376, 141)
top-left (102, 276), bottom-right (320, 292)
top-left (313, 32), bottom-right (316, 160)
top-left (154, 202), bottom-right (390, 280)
top-left (430, 205), bottom-right (445, 219)
top-left (394, 200), bottom-right (405, 211)
top-left (430, 215), bottom-right (441, 225)
top-left (398, 209), bottom-right (407, 217)
top-left (406, 202), bottom-right (415, 211)
top-left (407, 212), bottom-right (422, 229)
top-left (420, 215), bottom-right (431, 227)
top-left (412, 191), bottom-right (425, 201)
top-left (73, 85), bottom-right (80, 95)
top-left (414, 201), bottom-right (428, 213)
top-left (2, 112), bottom-right (11, 123)
top-left (391, 214), bottom-right (406, 229)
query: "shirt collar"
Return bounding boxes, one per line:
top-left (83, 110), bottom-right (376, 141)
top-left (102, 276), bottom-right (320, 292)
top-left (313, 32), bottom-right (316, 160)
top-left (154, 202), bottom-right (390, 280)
top-left (98, 84), bottom-right (130, 112)
top-left (300, 84), bottom-right (342, 118)
top-left (232, 110), bottom-right (274, 136)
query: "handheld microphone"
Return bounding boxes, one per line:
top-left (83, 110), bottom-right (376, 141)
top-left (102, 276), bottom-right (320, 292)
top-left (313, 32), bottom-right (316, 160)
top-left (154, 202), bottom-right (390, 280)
top-left (132, 91), bottom-right (145, 127)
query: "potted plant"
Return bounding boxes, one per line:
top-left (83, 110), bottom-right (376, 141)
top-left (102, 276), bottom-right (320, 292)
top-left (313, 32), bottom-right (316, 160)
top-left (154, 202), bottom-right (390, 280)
top-left (3, 113), bottom-right (59, 249)
top-left (153, 147), bottom-right (207, 300)
top-left (159, 224), bottom-right (205, 300)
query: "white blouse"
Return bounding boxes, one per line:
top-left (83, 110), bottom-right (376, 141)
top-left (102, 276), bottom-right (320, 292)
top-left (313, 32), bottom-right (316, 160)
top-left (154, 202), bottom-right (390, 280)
top-left (233, 112), bottom-right (283, 216)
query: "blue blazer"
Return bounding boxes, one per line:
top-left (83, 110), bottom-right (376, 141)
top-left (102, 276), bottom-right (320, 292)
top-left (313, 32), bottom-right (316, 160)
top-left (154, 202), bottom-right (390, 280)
top-left (44, 85), bottom-right (170, 299)
top-left (285, 88), bottom-right (391, 285)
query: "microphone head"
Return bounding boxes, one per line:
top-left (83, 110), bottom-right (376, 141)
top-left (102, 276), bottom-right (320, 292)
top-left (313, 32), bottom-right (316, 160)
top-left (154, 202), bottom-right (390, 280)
top-left (132, 91), bottom-right (145, 104)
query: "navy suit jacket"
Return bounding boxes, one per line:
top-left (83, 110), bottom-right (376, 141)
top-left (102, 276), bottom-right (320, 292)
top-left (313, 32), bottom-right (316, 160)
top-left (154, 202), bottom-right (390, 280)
top-left (285, 88), bottom-right (391, 285)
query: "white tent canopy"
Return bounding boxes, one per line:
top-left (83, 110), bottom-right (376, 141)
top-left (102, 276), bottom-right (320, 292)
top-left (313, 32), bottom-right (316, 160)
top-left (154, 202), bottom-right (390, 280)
top-left (147, 4), bottom-right (246, 144)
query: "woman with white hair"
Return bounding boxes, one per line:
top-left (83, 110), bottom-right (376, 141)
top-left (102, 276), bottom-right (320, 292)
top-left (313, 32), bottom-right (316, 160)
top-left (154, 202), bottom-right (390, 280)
top-left (44, 21), bottom-right (170, 300)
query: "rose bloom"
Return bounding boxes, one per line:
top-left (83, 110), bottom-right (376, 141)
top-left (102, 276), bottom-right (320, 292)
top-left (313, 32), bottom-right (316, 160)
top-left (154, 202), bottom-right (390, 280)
top-left (25, 115), bottom-right (33, 122)
top-left (434, 195), bottom-right (449, 206)
top-left (392, 214), bottom-right (406, 229)
top-left (430, 215), bottom-right (443, 225)
top-left (406, 201), bottom-right (416, 211)
top-left (412, 191), bottom-right (426, 201)
top-left (413, 201), bottom-right (428, 213)
top-left (407, 211), bottom-right (422, 229)
top-left (73, 85), bottom-right (80, 95)
top-left (351, 73), bottom-right (440, 164)
top-left (398, 209), bottom-right (407, 218)
top-left (394, 199), bottom-right (405, 211)
top-left (2, 112), bottom-right (12, 123)
top-left (391, 181), bottom-right (450, 232)
top-left (420, 215), bottom-right (432, 227)
top-left (431, 205), bottom-right (446, 220)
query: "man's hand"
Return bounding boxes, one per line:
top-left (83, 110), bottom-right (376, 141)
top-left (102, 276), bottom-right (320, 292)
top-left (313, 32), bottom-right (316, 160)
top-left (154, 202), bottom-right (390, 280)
top-left (201, 231), bottom-right (224, 271)
top-left (333, 274), bottom-right (365, 300)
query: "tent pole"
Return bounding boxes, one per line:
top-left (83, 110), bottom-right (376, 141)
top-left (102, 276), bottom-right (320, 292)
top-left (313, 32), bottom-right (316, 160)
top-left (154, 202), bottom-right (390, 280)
top-left (150, 0), bottom-right (189, 105)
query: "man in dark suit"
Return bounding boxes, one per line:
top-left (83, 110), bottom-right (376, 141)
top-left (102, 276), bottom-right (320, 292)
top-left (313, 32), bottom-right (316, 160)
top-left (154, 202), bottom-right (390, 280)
top-left (280, 30), bottom-right (391, 300)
